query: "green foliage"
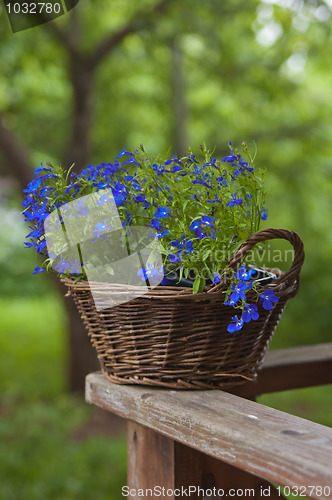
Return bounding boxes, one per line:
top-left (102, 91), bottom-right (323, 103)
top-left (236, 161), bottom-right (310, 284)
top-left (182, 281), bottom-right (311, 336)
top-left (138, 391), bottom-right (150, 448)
top-left (0, 398), bottom-right (126, 500)
top-left (0, 207), bottom-right (52, 297)
top-left (0, 296), bottom-right (127, 500)
top-left (0, 295), bottom-right (66, 399)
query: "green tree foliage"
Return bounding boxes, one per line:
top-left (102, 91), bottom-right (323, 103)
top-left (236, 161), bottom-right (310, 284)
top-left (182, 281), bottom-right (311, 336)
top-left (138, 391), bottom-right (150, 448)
top-left (0, 0), bottom-right (331, 346)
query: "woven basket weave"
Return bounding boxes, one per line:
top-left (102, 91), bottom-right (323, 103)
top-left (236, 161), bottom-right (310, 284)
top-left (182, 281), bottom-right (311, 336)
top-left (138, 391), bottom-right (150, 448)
top-left (63, 228), bottom-right (304, 389)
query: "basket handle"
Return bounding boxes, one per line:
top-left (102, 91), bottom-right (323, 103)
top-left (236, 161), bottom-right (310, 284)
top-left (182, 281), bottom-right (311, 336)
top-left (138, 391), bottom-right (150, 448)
top-left (225, 228), bottom-right (305, 297)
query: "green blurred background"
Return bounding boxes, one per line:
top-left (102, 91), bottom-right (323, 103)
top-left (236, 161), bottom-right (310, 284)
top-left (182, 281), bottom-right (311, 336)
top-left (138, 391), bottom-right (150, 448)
top-left (0, 0), bottom-right (332, 498)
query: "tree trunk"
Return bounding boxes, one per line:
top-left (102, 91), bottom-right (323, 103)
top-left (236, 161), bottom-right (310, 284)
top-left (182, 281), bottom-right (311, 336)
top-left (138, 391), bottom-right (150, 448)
top-left (171, 37), bottom-right (187, 156)
top-left (63, 56), bottom-right (95, 170)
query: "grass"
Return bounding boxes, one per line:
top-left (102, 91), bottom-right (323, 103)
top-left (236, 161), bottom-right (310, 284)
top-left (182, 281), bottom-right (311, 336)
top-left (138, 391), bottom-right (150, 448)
top-left (0, 293), bottom-right (331, 499)
top-left (0, 294), bottom-right (127, 500)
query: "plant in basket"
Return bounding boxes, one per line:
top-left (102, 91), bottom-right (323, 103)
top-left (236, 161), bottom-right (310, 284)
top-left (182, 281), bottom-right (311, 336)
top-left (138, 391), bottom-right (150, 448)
top-left (23, 142), bottom-right (305, 389)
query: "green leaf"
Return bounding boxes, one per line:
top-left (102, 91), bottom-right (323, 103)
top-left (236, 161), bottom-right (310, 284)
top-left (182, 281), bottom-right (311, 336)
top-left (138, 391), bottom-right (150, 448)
top-left (193, 275), bottom-right (201, 294)
top-left (202, 249), bottom-right (211, 261)
top-left (193, 275), bottom-right (206, 294)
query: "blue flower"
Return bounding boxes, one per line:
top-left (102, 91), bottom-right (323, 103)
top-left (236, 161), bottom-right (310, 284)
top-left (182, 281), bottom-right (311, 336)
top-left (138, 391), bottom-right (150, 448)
top-left (234, 265), bottom-right (255, 281)
top-left (91, 220), bottom-right (113, 243)
top-left (54, 259), bottom-right (82, 275)
top-left (238, 159), bottom-right (254, 173)
top-left (242, 304), bottom-right (259, 323)
top-left (23, 178), bottom-right (42, 194)
top-left (259, 290), bottom-right (279, 310)
top-left (71, 199), bottom-right (89, 217)
top-left (194, 228), bottom-right (207, 240)
top-left (137, 263), bottom-right (164, 283)
top-left (261, 208), bottom-right (268, 220)
top-left (186, 240), bottom-right (194, 253)
top-left (164, 154), bottom-right (181, 166)
top-left (212, 272), bottom-right (221, 284)
top-left (122, 157), bottom-right (140, 167)
top-left (226, 193), bottom-right (243, 207)
top-left (133, 194), bottom-right (150, 208)
top-left (192, 179), bottom-right (211, 188)
top-left (149, 219), bottom-right (163, 231)
top-left (207, 195), bottom-right (222, 204)
top-left (154, 207), bottom-right (171, 218)
top-left (97, 192), bottom-right (114, 206)
top-left (36, 239), bottom-right (47, 254)
top-left (168, 251), bottom-right (182, 263)
top-left (32, 266), bottom-right (46, 275)
top-left (171, 235), bottom-right (194, 254)
top-left (189, 220), bottom-right (201, 231)
top-left (115, 145), bottom-right (133, 158)
top-left (153, 229), bottom-right (169, 238)
top-left (152, 163), bottom-right (167, 176)
top-left (222, 152), bottom-right (240, 163)
top-left (226, 280), bottom-right (249, 305)
top-left (204, 158), bottom-right (217, 168)
top-left (227, 315), bottom-right (244, 333)
top-left (171, 165), bottom-right (182, 173)
top-left (201, 215), bottom-right (215, 227)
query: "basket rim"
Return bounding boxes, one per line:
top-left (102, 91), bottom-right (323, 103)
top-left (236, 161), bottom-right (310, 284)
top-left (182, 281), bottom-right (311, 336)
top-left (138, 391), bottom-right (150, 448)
top-left (61, 268), bottom-right (283, 302)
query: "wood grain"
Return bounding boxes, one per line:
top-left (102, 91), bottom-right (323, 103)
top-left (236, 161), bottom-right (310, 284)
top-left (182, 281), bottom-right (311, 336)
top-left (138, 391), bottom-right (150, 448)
top-left (127, 422), bottom-right (283, 499)
top-left (86, 372), bottom-right (332, 499)
top-left (234, 343), bottom-right (332, 396)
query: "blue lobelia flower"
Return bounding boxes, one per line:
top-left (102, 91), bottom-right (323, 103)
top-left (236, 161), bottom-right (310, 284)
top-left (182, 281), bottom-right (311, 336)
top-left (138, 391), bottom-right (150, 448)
top-left (154, 207), bottom-right (171, 218)
top-left (185, 240), bottom-right (194, 253)
top-left (36, 239), bottom-right (47, 254)
top-left (137, 263), bottom-right (164, 284)
top-left (189, 219), bottom-right (201, 231)
top-left (71, 199), bottom-right (89, 217)
top-left (32, 266), bottom-right (46, 275)
top-left (226, 280), bottom-right (249, 305)
top-left (134, 194), bottom-right (150, 208)
top-left (171, 239), bottom-right (182, 249)
top-left (242, 304), bottom-right (259, 323)
top-left (164, 154), bottom-right (181, 166)
top-left (23, 177), bottom-right (42, 194)
top-left (207, 195), bottom-right (222, 204)
top-left (171, 235), bottom-right (194, 254)
top-left (221, 150), bottom-right (241, 163)
top-left (203, 157), bottom-right (217, 168)
top-left (168, 251), bottom-right (182, 263)
top-left (194, 228), bottom-right (207, 240)
top-left (122, 157), bottom-right (140, 167)
top-left (201, 215), bottom-right (216, 227)
top-left (115, 145), bottom-right (133, 158)
top-left (171, 165), bottom-right (182, 173)
top-left (261, 208), bottom-right (268, 220)
top-left (152, 163), bottom-right (167, 176)
top-left (192, 176), bottom-right (211, 188)
top-left (226, 193), bottom-right (243, 207)
top-left (149, 219), bottom-right (163, 231)
top-left (91, 220), bottom-right (113, 243)
top-left (259, 290), bottom-right (279, 310)
top-left (238, 159), bottom-right (254, 173)
top-left (234, 265), bottom-right (255, 281)
top-left (212, 272), bottom-right (221, 284)
top-left (227, 315), bottom-right (244, 333)
top-left (153, 229), bottom-right (169, 238)
top-left (97, 192), bottom-right (114, 206)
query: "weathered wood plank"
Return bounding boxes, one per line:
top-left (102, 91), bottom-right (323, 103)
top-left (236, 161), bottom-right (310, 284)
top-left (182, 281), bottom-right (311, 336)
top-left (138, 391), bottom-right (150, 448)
top-left (235, 343), bottom-right (332, 396)
top-left (127, 422), bottom-right (283, 499)
top-left (86, 372), bottom-right (332, 499)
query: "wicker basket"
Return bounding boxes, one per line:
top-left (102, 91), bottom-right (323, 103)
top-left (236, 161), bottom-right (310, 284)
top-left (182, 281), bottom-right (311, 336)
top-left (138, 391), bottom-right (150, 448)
top-left (63, 228), bottom-right (304, 389)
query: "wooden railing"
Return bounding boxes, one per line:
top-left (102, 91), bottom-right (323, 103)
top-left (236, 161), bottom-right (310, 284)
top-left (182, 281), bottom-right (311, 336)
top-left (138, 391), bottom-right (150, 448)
top-left (86, 343), bottom-right (332, 500)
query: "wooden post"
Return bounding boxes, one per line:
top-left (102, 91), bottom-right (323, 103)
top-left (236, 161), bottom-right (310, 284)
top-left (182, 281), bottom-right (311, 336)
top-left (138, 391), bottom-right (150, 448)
top-left (127, 422), bottom-right (282, 499)
top-left (86, 373), bottom-right (332, 500)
